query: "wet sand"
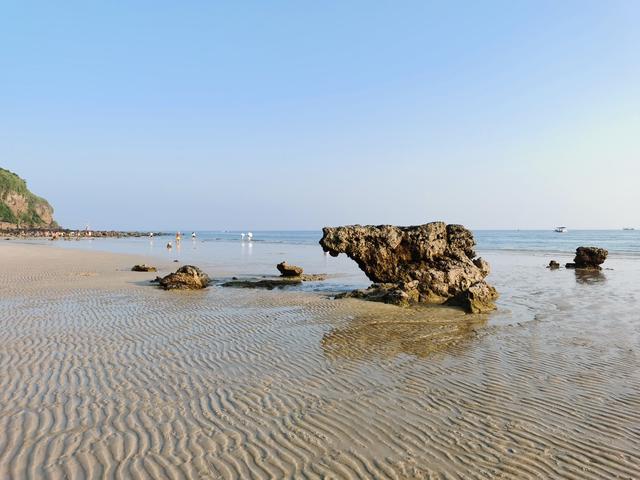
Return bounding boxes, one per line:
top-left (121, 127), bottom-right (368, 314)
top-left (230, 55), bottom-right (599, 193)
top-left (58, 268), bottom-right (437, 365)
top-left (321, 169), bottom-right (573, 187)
top-left (0, 243), bottom-right (638, 479)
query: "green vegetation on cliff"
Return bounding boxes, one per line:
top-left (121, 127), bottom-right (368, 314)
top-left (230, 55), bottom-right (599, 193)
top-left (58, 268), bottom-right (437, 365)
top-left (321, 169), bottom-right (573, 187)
top-left (0, 168), bottom-right (57, 228)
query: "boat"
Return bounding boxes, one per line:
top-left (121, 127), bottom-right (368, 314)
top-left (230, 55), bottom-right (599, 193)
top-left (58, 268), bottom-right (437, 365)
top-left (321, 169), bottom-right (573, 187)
top-left (554, 226), bottom-right (568, 233)
top-left (623, 227), bottom-right (635, 231)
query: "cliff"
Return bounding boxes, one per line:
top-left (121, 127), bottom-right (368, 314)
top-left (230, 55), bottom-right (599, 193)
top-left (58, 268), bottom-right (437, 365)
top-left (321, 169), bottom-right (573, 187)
top-left (0, 168), bottom-right (57, 229)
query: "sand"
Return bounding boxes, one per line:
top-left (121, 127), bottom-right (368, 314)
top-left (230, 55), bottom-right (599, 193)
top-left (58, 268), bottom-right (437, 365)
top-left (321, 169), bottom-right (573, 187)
top-left (0, 243), bottom-right (638, 479)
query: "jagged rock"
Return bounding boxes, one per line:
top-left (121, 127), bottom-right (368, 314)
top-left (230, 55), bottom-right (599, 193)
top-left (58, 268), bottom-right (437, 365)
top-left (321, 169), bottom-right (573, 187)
top-left (277, 262), bottom-right (303, 277)
top-left (320, 222), bottom-right (497, 313)
top-left (132, 264), bottom-right (157, 272)
top-left (548, 260), bottom-right (560, 269)
top-left (571, 246), bottom-right (608, 270)
top-left (158, 265), bottom-right (210, 290)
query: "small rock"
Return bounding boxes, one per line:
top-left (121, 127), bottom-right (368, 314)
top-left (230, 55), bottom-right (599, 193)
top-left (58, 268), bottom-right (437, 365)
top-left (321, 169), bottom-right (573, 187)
top-left (158, 265), bottom-right (210, 290)
top-left (447, 281), bottom-right (499, 314)
top-left (277, 261), bottom-right (304, 277)
top-left (132, 264), bottom-right (157, 272)
top-left (547, 260), bottom-right (560, 269)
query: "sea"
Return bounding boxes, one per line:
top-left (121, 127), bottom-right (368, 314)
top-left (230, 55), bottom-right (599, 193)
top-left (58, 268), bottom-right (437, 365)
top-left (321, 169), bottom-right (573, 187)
top-left (39, 228), bottom-right (640, 256)
top-left (16, 229), bottom-right (638, 292)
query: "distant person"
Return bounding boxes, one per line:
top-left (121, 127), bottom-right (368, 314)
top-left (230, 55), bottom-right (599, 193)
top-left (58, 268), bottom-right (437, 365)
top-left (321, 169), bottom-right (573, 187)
top-left (166, 241), bottom-right (173, 249)
top-left (149, 232), bottom-right (154, 238)
top-left (191, 232), bottom-right (196, 239)
top-left (176, 232), bottom-right (181, 242)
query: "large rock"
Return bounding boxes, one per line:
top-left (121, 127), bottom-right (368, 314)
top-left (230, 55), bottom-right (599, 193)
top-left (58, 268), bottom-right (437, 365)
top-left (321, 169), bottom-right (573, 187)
top-left (571, 246), bottom-right (608, 269)
top-left (320, 222), bottom-right (497, 313)
top-left (158, 265), bottom-right (210, 290)
top-left (276, 261), bottom-right (303, 277)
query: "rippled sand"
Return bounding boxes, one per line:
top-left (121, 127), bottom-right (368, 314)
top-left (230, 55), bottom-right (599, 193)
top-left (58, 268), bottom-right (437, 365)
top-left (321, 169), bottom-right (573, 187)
top-left (0, 244), bottom-right (638, 479)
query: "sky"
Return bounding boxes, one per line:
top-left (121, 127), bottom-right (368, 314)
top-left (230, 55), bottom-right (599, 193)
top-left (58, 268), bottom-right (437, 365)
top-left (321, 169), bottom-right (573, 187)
top-left (1, 1), bottom-right (639, 230)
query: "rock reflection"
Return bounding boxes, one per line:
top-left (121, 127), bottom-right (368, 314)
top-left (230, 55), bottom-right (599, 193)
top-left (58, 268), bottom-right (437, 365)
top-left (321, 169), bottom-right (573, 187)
top-left (321, 305), bottom-right (487, 360)
top-left (574, 269), bottom-right (606, 285)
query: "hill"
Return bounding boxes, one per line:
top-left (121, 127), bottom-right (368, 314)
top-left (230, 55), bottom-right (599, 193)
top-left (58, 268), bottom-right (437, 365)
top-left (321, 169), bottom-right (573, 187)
top-left (0, 168), bottom-right (57, 229)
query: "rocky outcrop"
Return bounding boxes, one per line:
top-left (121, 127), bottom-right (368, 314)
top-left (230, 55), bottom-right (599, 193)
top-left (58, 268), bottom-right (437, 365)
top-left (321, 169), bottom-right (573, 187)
top-left (565, 247), bottom-right (608, 270)
top-left (320, 222), bottom-right (497, 313)
top-left (158, 265), bottom-right (210, 290)
top-left (132, 264), bottom-right (157, 272)
top-left (277, 262), bottom-right (303, 277)
top-left (0, 168), bottom-right (56, 228)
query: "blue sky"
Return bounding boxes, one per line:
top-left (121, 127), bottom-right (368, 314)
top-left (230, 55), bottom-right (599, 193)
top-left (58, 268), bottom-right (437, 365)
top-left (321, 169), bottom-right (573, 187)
top-left (1, 1), bottom-right (638, 230)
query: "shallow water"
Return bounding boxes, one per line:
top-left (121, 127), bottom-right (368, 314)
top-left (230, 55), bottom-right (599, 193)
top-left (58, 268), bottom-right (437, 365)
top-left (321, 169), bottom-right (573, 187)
top-left (0, 237), bottom-right (639, 478)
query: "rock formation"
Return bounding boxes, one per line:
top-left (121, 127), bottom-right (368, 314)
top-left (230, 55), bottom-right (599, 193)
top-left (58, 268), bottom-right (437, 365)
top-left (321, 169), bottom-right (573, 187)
top-left (158, 265), bottom-right (210, 290)
top-left (132, 264), bottom-right (157, 272)
top-left (565, 246), bottom-right (608, 270)
top-left (0, 168), bottom-right (57, 229)
top-left (319, 222), bottom-right (497, 313)
top-left (277, 262), bottom-right (304, 277)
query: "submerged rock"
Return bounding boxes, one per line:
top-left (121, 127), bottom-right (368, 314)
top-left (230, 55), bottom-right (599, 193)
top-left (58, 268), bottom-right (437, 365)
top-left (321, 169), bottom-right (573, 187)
top-left (222, 278), bottom-right (303, 289)
top-left (277, 261), bottom-right (303, 277)
top-left (222, 273), bottom-right (327, 290)
top-left (570, 246), bottom-right (608, 270)
top-left (158, 265), bottom-right (210, 290)
top-left (336, 281), bottom-right (420, 308)
top-left (132, 264), bottom-right (157, 272)
top-left (320, 222), bottom-right (497, 313)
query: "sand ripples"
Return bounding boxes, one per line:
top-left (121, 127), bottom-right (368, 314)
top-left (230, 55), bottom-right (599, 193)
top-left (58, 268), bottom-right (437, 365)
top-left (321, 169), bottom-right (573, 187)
top-left (0, 245), bottom-right (639, 478)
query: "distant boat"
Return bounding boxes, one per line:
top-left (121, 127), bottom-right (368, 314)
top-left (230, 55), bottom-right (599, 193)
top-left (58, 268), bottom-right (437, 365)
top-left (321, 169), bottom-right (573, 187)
top-left (623, 227), bottom-right (635, 231)
top-left (554, 226), bottom-right (568, 233)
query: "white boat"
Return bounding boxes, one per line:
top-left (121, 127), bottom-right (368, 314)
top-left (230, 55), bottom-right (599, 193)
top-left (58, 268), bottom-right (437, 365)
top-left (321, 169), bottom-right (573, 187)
top-left (554, 226), bottom-right (568, 233)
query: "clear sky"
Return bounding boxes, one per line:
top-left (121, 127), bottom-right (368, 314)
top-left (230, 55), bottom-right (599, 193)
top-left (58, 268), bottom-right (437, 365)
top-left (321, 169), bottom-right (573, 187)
top-left (1, 1), bottom-right (638, 230)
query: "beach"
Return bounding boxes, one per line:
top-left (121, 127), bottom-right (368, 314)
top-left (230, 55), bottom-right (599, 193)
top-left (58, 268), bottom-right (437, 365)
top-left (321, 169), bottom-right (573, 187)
top-left (0, 241), bottom-right (639, 479)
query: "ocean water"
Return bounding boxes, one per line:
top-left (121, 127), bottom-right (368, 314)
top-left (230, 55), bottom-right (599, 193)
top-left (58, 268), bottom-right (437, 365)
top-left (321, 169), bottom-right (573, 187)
top-left (37, 228), bottom-right (640, 255)
top-left (171, 229), bottom-right (640, 255)
top-left (14, 228), bottom-right (638, 296)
